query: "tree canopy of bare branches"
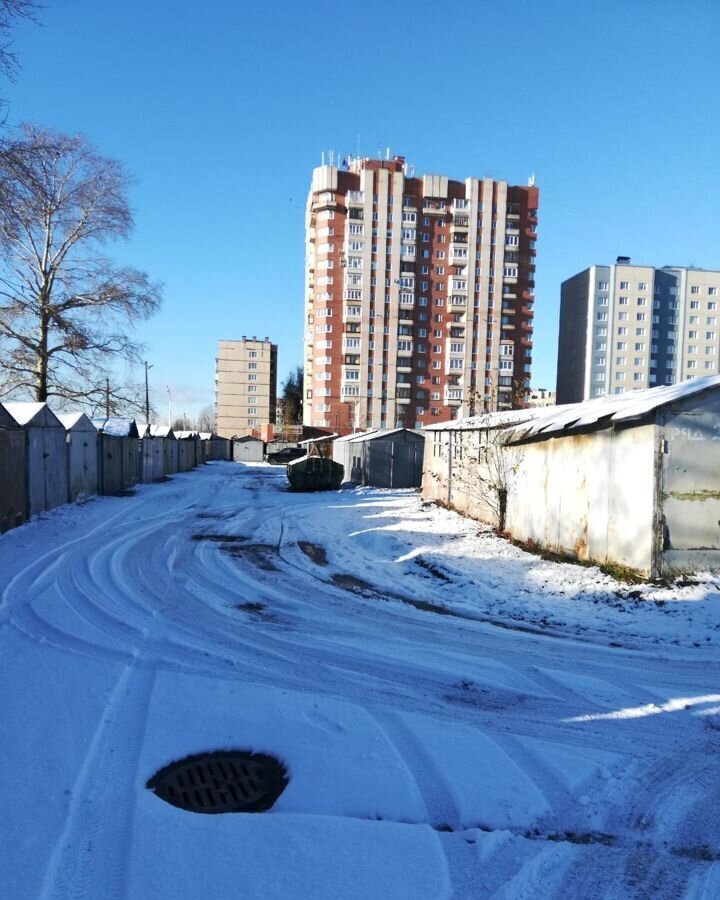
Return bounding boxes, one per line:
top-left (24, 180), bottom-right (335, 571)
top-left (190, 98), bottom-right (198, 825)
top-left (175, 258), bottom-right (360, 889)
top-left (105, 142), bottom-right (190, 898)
top-left (0, 0), bottom-right (37, 83)
top-left (0, 124), bottom-right (162, 411)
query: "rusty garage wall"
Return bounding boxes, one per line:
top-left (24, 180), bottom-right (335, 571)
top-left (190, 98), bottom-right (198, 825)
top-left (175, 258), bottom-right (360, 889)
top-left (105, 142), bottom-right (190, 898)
top-left (506, 424), bottom-right (657, 574)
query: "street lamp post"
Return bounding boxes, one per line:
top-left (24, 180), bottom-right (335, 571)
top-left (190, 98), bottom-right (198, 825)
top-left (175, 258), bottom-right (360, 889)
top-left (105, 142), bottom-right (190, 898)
top-left (144, 361), bottom-right (153, 423)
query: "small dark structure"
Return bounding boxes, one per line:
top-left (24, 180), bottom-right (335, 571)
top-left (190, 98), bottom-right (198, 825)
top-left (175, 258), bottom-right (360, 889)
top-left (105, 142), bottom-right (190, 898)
top-left (5, 402), bottom-right (69, 516)
top-left (137, 423), bottom-right (166, 484)
top-left (233, 435), bottom-right (264, 463)
top-left (0, 403), bottom-right (28, 533)
top-left (94, 418), bottom-right (140, 495)
top-left (200, 433), bottom-right (232, 461)
top-left (267, 445), bottom-right (305, 465)
top-left (150, 425), bottom-right (179, 475)
top-left (287, 453), bottom-right (344, 491)
top-left (333, 428), bottom-right (425, 489)
top-left (57, 411), bottom-right (99, 502)
top-left (174, 430), bottom-right (201, 471)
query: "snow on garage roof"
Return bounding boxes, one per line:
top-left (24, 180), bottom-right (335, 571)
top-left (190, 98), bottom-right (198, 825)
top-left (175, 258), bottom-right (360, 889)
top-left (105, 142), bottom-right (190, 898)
top-left (510, 374), bottom-right (720, 442)
top-left (3, 402), bottom-right (63, 427)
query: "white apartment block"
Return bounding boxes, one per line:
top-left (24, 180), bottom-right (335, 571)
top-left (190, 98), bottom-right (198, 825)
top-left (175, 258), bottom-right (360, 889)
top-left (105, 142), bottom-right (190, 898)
top-left (215, 337), bottom-right (277, 438)
top-left (557, 258), bottom-right (720, 403)
top-left (304, 154), bottom-right (538, 431)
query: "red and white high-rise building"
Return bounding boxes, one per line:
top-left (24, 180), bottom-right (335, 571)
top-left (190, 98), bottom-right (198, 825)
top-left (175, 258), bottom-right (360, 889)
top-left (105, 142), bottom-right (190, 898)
top-left (303, 154), bottom-right (538, 431)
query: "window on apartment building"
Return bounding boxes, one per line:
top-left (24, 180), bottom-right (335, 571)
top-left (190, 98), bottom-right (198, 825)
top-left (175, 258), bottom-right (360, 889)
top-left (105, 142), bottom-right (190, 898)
top-left (689, 315), bottom-right (699, 323)
top-left (418, 296), bottom-right (428, 306)
top-left (707, 331), bottom-right (716, 340)
top-left (688, 346), bottom-right (698, 354)
top-left (597, 296), bottom-right (608, 306)
top-left (596, 326), bottom-right (608, 336)
top-left (615, 372), bottom-right (626, 381)
top-left (636, 313), bottom-right (646, 321)
top-left (618, 296), bottom-right (628, 305)
top-left (597, 312), bottom-right (608, 321)
top-left (432, 360), bottom-right (441, 369)
top-left (619, 281), bottom-right (629, 290)
top-left (634, 372), bottom-right (644, 381)
top-left (705, 361), bottom-right (715, 369)
top-left (615, 356), bottom-right (626, 366)
top-left (248, 385), bottom-right (256, 392)
top-left (638, 282), bottom-right (647, 290)
top-left (598, 281), bottom-right (609, 290)
top-left (690, 300), bottom-right (700, 309)
top-left (709, 317), bottom-right (717, 325)
top-left (248, 362), bottom-right (257, 369)
top-left (636, 328), bottom-right (646, 336)
top-left (709, 301), bottom-right (718, 310)
top-left (688, 330), bottom-right (698, 339)
top-left (635, 342), bottom-right (645, 351)
top-left (594, 356), bottom-right (606, 365)
top-left (690, 285), bottom-right (700, 294)
top-left (637, 297), bottom-right (647, 306)
top-left (616, 341), bottom-right (625, 350)
top-left (618, 311), bottom-right (628, 320)
top-left (710, 288), bottom-right (718, 296)
top-left (707, 346), bottom-right (716, 355)
top-left (594, 372), bottom-right (604, 381)
top-left (248, 374), bottom-right (257, 381)
top-left (432, 344), bottom-right (442, 353)
top-left (688, 360), bottom-right (697, 369)
top-left (433, 329), bottom-right (442, 338)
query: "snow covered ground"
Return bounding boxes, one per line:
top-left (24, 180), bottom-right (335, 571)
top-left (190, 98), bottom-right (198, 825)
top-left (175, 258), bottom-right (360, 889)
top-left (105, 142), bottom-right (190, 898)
top-left (1, 461), bottom-right (719, 899)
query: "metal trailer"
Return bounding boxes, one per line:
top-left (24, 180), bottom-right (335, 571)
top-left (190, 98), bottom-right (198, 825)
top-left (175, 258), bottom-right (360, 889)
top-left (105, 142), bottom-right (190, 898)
top-left (287, 454), bottom-right (344, 491)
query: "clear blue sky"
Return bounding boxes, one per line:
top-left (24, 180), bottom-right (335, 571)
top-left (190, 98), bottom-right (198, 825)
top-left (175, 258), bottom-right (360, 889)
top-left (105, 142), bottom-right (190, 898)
top-left (4, 0), bottom-right (720, 418)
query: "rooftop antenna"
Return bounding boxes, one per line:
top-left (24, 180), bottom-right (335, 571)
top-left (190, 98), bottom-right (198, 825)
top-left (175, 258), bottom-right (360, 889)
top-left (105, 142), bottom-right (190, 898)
top-left (329, 150), bottom-right (334, 166)
top-left (321, 151), bottom-right (325, 166)
top-left (528, 172), bottom-right (535, 187)
top-left (386, 146), bottom-right (390, 160)
top-left (356, 133), bottom-right (360, 158)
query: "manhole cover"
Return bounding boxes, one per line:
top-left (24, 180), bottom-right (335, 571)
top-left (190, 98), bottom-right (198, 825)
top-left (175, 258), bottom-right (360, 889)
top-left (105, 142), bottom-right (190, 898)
top-left (146, 750), bottom-right (288, 814)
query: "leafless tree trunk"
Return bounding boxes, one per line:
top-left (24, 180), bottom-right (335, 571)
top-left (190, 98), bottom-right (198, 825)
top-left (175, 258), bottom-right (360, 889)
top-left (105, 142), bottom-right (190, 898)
top-left (0, 124), bottom-right (162, 412)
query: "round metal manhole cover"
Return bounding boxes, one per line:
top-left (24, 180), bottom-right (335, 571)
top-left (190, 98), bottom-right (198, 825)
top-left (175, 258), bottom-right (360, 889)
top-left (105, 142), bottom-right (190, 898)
top-left (146, 750), bottom-right (288, 814)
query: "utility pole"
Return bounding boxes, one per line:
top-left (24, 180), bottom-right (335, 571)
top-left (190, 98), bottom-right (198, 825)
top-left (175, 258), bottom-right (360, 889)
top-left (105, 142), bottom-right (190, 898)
top-left (144, 361), bottom-right (153, 423)
top-left (105, 377), bottom-right (110, 417)
top-left (166, 386), bottom-right (172, 427)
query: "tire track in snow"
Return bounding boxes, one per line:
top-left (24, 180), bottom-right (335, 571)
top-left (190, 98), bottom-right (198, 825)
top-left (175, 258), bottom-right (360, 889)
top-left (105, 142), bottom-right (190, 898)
top-left (370, 710), bottom-right (487, 900)
top-left (39, 657), bottom-right (156, 900)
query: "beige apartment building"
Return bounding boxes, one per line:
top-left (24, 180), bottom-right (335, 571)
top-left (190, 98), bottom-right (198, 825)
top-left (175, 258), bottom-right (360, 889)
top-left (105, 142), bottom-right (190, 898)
top-left (303, 154), bottom-right (538, 431)
top-left (558, 259), bottom-right (720, 403)
top-left (215, 337), bottom-right (277, 438)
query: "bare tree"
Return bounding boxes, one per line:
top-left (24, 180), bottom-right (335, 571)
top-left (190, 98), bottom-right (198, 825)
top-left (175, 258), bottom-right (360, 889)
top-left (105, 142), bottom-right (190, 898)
top-left (197, 404), bottom-right (215, 433)
top-left (0, 124), bottom-right (162, 410)
top-left (0, 1), bottom-right (38, 83)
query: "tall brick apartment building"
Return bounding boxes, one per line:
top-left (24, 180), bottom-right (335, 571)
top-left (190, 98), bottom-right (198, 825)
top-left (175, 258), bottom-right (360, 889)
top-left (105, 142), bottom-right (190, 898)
top-left (303, 154), bottom-right (538, 431)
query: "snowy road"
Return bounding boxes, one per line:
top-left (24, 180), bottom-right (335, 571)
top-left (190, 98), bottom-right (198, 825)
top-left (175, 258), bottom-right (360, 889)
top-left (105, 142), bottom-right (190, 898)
top-left (2, 461), bottom-right (719, 899)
